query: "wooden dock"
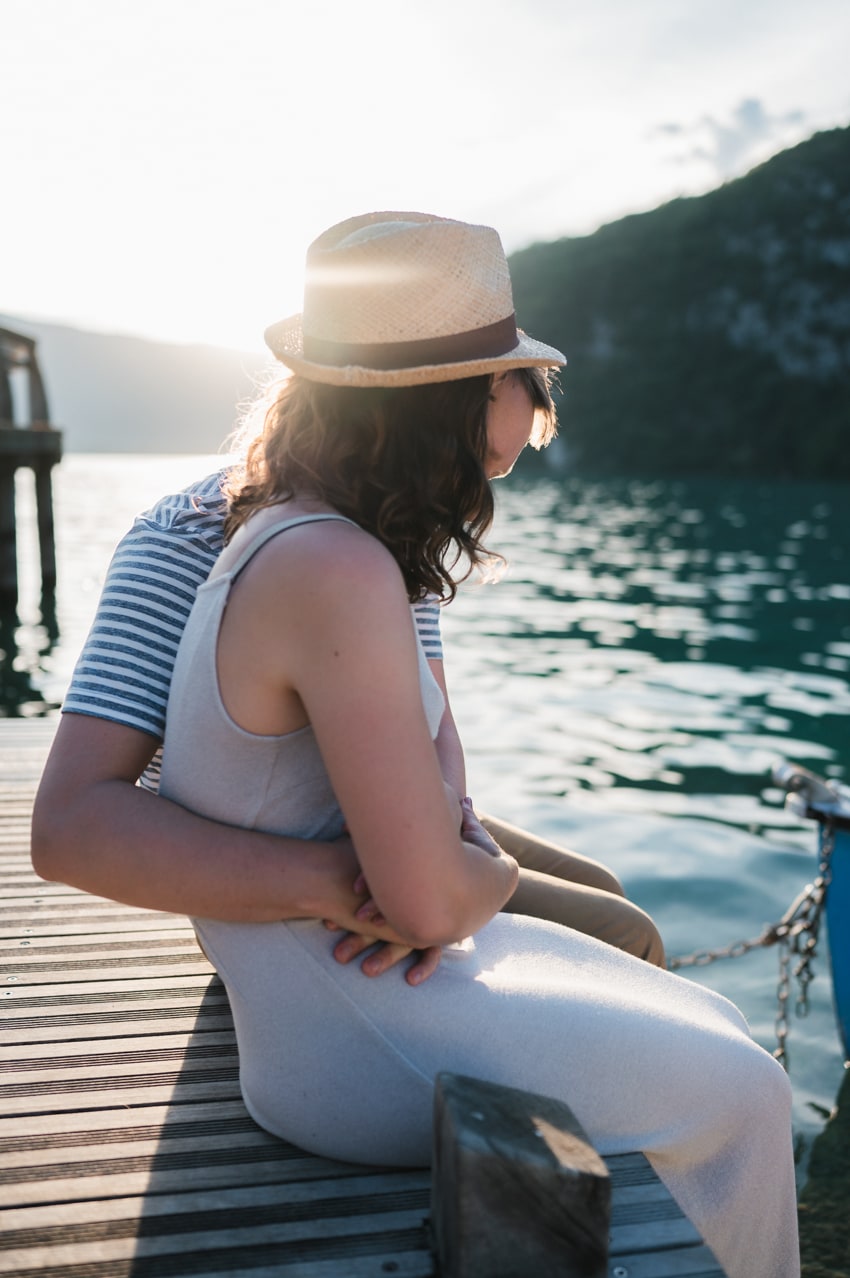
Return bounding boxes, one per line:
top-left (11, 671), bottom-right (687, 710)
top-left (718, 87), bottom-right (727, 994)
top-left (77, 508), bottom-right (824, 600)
top-left (1, 717), bottom-right (725, 1277)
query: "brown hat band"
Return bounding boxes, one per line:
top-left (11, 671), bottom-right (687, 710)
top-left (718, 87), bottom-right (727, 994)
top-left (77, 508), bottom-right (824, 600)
top-left (302, 313), bottom-right (519, 371)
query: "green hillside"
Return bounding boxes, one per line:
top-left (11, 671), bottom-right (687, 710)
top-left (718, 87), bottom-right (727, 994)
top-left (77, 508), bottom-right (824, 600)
top-left (510, 127), bottom-right (850, 479)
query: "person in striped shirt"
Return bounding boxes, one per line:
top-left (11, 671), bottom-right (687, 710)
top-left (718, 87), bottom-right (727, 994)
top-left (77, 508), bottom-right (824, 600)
top-left (33, 457), bottom-right (663, 980)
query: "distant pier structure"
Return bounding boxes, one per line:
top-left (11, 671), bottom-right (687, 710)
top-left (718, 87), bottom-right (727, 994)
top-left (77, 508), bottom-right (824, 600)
top-left (0, 327), bottom-right (63, 607)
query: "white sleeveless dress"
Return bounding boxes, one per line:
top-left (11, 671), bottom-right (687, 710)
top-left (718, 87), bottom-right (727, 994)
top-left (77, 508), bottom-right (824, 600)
top-left (159, 510), bottom-right (799, 1278)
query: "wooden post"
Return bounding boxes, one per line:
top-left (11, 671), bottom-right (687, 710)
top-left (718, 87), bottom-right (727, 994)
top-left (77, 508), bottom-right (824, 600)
top-left (0, 331), bottom-right (62, 606)
top-left (28, 362), bottom-right (50, 425)
top-left (432, 1073), bottom-right (611, 1278)
top-left (0, 433), bottom-right (63, 607)
top-left (0, 368), bottom-right (12, 423)
top-left (34, 460), bottom-right (57, 595)
top-left (0, 465), bottom-right (18, 607)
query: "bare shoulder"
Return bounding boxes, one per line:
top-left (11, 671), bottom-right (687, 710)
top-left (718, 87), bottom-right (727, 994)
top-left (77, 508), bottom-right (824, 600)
top-left (235, 514), bottom-right (410, 633)
top-left (257, 516), bottom-right (401, 591)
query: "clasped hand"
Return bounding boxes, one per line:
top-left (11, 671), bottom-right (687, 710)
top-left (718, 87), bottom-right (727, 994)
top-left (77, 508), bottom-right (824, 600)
top-left (322, 868), bottom-right (442, 986)
top-left (322, 798), bottom-right (504, 986)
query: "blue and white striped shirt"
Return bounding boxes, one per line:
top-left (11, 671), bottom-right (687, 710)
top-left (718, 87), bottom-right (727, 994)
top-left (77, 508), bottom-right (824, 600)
top-left (64, 470), bottom-right (444, 754)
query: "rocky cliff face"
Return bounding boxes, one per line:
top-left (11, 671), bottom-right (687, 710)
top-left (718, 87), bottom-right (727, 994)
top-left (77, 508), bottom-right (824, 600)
top-left (510, 127), bottom-right (850, 479)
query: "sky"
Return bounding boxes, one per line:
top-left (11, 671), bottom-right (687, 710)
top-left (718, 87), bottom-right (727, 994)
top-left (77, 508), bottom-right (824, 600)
top-left (1, 0), bottom-right (849, 354)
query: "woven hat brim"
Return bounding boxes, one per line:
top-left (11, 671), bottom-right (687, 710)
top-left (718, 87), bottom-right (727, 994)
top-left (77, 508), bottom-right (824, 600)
top-left (264, 315), bottom-right (566, 388)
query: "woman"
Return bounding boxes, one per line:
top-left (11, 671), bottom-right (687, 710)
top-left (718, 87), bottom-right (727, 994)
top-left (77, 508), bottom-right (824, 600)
top-left (159, 211), bottom-right (799, 1278)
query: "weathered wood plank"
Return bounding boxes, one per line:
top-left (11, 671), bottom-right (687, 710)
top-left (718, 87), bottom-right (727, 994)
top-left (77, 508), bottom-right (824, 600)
top-left (0, 916), bottom-right (190, 940)
top-left (0, 1027), bottom-right (239, 1068)
top-left (0, 1210), bottom-right (432, 1276)
top-left (2, 941), bottom-right (206, 966)
top-left (0, 1078), bottom-right (243, 1116)
top-left (0, 1158), bottom-right (373, 1208)
top-left (0, 922), bottom-right (194, 943)
top-left (2, 959), bottom-right (214, 986)
top-left (1, 1171), bottom-right (430, 1228)
top-left (0, 1097), bottom-right (255, 1142)
top-left (1, 1006), bottom-right (233, 1042)
top-left (0, 900), bottom-right (184, 921)
top-left (2, 972), bottom-right (220, 1003)
top-left (605, 1246), bottom-right (725, 1276)
top-left (0, 1159), bottom-right (433, 1274)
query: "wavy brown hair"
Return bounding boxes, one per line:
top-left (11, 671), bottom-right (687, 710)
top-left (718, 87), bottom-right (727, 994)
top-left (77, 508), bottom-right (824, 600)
top-left (224, 367), bottom-right (557, 603)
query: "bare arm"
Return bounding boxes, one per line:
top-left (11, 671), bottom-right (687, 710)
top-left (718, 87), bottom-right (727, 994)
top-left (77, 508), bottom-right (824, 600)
top-left (347, 655), bottom-right (505, 938)
top-left (31, 713), bottom-right (392, 932)
top-left (269, 526), bottom-right (518, 949)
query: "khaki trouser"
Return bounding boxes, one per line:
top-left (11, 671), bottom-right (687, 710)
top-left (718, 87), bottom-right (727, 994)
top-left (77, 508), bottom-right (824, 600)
top-left (480, 813), bottom-right (666, 967)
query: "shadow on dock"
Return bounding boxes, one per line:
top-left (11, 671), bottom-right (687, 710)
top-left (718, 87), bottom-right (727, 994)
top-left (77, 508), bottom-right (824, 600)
top-left (122, 976), bottom-right (434, 1277)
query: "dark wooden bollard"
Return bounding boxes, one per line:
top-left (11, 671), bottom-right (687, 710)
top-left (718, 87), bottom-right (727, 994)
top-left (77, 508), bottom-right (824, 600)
top-left (432, 1073), bottom-right (611, 1278)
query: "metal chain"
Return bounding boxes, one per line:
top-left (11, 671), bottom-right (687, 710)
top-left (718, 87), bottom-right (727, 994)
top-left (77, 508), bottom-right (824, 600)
top-left (668, 819), bottom-right (836, 1070)
top-left (773, 819), bottom-right (834, 1069)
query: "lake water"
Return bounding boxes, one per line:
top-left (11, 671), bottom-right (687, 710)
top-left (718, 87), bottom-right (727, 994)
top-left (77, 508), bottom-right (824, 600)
top-left (5, 454), bottom-right (850, 1184)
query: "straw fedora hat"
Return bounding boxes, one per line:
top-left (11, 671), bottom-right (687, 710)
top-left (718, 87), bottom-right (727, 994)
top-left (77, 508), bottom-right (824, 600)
top-left (264, 211), bottom-right (566, 387)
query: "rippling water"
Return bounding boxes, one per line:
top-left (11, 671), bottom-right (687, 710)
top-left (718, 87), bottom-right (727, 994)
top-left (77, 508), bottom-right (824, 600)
top-left (445, 473), bottom-right (849, 1171)
top-left (5, 457), bottom-right (850, 1173)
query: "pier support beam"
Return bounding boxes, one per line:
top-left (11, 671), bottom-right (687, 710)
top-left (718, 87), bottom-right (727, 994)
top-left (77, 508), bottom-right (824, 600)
top-left (34, 459), bottom-right (58, 595)
top-left (0, 466), bottom-right (17, 605)
top-left (0, 329), bottom-right (62, 609)
top-left (0, 432), bottom-right (63, 608)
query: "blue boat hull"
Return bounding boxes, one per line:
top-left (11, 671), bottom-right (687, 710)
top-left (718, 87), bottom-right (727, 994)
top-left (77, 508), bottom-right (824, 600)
top-left (823, 821), bottom-right (850, 1062)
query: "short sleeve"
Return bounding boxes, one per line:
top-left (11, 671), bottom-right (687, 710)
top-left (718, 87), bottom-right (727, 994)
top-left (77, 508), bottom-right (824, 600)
top-left (411, 596), bottom-right (443, 661)
top-left (62, 471), bottom-right (228, 741)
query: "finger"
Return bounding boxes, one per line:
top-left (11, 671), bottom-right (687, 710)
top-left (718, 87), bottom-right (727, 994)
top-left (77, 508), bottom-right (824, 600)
top-left (362, 943), bottom-right (443, 983)
top-left (332, 933), bottom-right (378, 965)
top-left (355, 900), bottom-right (387, 928)
top-left (361, 943), bottom-right (411, 978)
top-left (405, 945), bottom-right (442, 986)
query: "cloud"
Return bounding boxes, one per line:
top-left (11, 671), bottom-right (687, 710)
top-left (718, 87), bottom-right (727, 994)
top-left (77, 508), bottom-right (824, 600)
top-left (654, 98), bottom-right (807, 179)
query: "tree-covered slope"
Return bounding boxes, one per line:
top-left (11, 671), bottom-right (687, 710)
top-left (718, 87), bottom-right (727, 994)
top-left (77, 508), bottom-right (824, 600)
top-left (510, 127), bottom-right (850, 479)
